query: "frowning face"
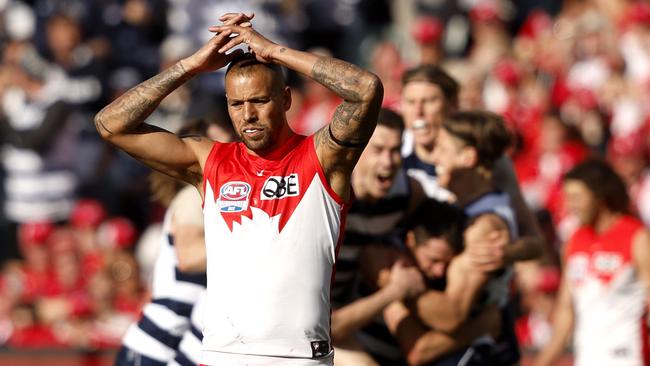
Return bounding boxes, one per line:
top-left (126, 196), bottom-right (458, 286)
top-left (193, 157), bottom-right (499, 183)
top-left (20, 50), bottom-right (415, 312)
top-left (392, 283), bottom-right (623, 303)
top-left (225, 68), bottom-right (292, 155)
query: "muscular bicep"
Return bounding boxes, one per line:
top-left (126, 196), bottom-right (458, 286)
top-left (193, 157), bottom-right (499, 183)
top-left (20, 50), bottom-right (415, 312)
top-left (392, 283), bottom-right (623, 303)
top-left (104, 123), bottom-right (210, 186)
top-left (309, 57), bottom-right (383, 200)
top-left (442, 256), bottom-right (490, 329)
top-left (415, 257), bottom-right (489, 332)
top-left (313, 98), bottom-right (382, 199)
top-left (633, 229), bottom-right (650, 290)
top-left (493, 156), bottom-right (544, 244)
top-left (171, 186), bottom-right (206, 272)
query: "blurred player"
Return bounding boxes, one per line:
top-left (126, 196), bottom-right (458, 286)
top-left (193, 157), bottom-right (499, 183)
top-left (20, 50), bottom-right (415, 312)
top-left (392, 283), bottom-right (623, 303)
top-left (383, 199), bottom-right (503, 365)
top-left (535, 159), bottom-right (650, 366)
top-left (385, 111), bottom-right (520, 365)
top-left (117, 119), bottom-right (229, 366)
top-left (96, 12), bottom-right (383, 365)
top-left (331, 109), bottom-right (425, 366)
top-left (400, 64), bottom-right (543, 268)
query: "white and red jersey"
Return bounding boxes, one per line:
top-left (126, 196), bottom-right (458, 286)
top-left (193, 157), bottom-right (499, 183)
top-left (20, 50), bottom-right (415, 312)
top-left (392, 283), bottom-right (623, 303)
top-left (565, 216), bottom-right (649, 366)
top-left (200, 135), bottom-right (348, 365)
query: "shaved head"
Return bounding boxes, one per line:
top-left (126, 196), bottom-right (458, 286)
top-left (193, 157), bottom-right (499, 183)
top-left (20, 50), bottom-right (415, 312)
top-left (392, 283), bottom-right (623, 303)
top-left (225, 53), bottom-right (286, 94)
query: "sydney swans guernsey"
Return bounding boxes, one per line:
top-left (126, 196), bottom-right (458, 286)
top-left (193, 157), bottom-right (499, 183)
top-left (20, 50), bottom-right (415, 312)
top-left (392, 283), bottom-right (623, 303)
top-left (200, 134), bottom-right (348, 365)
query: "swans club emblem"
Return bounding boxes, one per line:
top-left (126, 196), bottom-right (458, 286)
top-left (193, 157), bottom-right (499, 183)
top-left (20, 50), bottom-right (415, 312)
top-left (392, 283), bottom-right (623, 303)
top-left (218, 181), bottom-right (251, 212)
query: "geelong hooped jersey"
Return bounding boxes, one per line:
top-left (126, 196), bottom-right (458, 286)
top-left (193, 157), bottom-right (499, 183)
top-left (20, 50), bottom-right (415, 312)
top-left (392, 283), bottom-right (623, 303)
top-left (333, 168), bottom-right (412, 307)
top-left (566, 216), bottom-right (649, 366)
top-left (122, 186), bottom-right (206, 362)
top-left (200, 135), bottom-right (348, 365)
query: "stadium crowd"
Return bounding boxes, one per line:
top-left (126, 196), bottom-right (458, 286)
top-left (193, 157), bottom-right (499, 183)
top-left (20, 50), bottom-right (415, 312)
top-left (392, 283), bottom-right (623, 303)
top-left (0, 0), bottom-right (649, 363)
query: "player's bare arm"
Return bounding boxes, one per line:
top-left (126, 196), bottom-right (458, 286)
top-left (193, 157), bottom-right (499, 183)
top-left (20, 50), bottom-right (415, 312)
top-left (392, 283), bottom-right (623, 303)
top-left (331, 259), bottom-right (424, 342)
top-left (95, 15), bottom-right (251, 189)
top-left (171, 186), bottom-right (207, 273)
top-left (384, 302), bottom-right (500, 366)
top-left (210, 20), bottom-right (383, 199)
top-left (414, 214), bottom-right (508, 332)
top-left (632, 228), bottom-right (650, 314)
top-left (534, 262), bottom-right (574, 366)
top-left (493, 157), bottom-right (545, 265)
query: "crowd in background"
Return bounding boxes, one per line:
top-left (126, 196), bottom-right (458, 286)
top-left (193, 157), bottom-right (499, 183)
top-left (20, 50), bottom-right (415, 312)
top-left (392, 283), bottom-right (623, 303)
top-left (0, 0), bottom-right (649, 357)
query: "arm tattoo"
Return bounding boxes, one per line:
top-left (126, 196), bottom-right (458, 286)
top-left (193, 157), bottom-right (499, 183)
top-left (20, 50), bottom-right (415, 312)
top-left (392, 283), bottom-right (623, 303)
top-left (311, 57), bottom-right (363, 101)
top-left (95, 62), bottom-right (192, 135)
top-left (310, 56), bottom-right (383, 150)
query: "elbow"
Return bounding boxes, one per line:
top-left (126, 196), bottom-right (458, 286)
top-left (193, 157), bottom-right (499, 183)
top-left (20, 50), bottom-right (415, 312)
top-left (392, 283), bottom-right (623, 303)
top-left (407, 351), bottom-right (425, 366)
top-left (329, 313), bottom-right (347, 343)
top-left (407, 342), bottom-right (434, 366)
top-left (361, 74), bottom-right (384, 103)
top-left (176, 256), bottom-right (205, 273)
top-left (176, 257), bottom-right (192, 273)
top-left (93, 111), bottom-right (114, 140)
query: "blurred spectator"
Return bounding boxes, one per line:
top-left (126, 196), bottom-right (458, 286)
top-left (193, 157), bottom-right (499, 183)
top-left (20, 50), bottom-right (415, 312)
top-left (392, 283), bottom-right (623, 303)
top-left (43, 13), bottom-right (106, 111)
top-left (536, 159), bottom-right (650, 366)
top-left (411, 16), bottom-right (444, 65)
top-left (370, 41), bottom-right (405, 110)
top-left (0, 33), bottom-right (77, 264)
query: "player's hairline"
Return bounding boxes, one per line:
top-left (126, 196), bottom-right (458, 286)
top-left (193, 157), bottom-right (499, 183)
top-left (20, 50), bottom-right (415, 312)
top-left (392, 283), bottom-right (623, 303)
top-left (225, 52), bottom-right (287, 83)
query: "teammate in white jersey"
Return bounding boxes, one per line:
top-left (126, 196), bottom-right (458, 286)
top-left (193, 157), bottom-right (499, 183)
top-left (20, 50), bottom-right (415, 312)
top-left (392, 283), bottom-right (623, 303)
top-left (535, 159), bottom-right (650, 366)
top-left (95, 12), bottom-right (383, 366)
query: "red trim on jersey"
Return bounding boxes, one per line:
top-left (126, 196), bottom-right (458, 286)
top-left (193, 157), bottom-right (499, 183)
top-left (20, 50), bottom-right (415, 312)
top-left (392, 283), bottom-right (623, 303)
top-left (307, 135), bottom-right (346, 206)
top-left (565, 215), bottom-right (644, 284)
top-left (203, 135), bottom-right (351, 234)
top-left (201, 141), bottom-right (229, 208)
top-left (328, 197), bottom-right (350, 340)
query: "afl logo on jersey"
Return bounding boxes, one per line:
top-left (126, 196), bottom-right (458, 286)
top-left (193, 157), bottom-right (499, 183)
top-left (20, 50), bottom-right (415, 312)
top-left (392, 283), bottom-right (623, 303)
top-left (218, 182), bottom-right (251, 212)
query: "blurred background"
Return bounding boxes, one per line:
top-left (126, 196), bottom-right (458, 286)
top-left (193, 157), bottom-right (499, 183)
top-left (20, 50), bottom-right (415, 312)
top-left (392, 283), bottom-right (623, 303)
top-left (0, 0), bottom-right (649, 364)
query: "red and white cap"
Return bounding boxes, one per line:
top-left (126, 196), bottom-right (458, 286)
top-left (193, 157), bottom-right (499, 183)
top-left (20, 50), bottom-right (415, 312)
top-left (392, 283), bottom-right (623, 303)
top-left (70, 199), bottom-right (107, 229)
top-left (97, 218), bottom-right (137, 249)
top-left (18, 221), bottom-right (55, 246)
top-left (412, 16), bottom-right (443, 44)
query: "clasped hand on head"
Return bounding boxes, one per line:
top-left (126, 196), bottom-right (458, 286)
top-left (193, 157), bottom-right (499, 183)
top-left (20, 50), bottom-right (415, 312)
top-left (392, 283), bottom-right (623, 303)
top-left (209, 12), bottom-right (278, 63)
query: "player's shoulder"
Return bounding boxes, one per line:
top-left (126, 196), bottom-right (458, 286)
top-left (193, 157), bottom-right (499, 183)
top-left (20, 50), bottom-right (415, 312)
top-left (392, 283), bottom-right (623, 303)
top-left (174, 184), bottom-right (202, 203)
top-left (171, 185), bottom-right (204, 226)
top-left (616, 215), bottom-right (645, 234)
top-left (565, 225), bottom-right (594, 254)
top-left (181, 136), bottom-right (218, 163)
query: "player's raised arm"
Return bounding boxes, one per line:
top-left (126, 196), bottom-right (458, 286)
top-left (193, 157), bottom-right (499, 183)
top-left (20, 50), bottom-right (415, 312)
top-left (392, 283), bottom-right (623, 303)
top-left (209, 20), bottom-right (383, 199)
top-left (94, 15), bottom-right (251, 187)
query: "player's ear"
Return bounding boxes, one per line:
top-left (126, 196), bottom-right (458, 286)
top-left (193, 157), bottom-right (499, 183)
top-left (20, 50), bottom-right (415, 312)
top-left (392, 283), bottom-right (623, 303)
top-left (461, 146), bottom-right (478, 167)
top-left (283, 86), bottom-right (291, 111)
top-left (406, 231), bottom-right (416, 250)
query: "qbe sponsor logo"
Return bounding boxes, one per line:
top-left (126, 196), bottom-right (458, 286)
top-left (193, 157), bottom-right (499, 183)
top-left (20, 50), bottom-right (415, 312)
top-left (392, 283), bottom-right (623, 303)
top-left (218, 181), bottom-right (251, 212)
top-left (261, 174), bottom-right (299, 200)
